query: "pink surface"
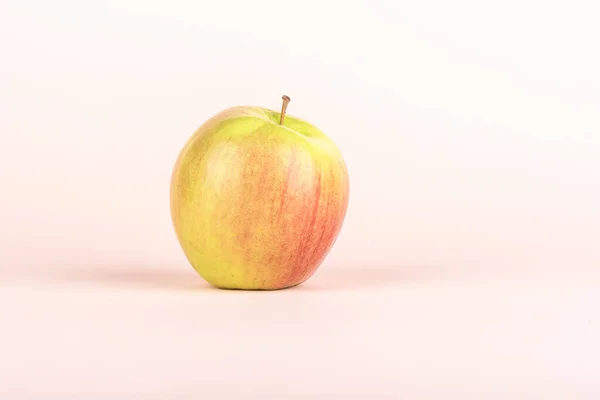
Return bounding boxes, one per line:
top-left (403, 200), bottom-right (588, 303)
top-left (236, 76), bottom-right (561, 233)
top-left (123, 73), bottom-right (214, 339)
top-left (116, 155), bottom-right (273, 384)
top-left (2, 0), bottom-right (600, 398)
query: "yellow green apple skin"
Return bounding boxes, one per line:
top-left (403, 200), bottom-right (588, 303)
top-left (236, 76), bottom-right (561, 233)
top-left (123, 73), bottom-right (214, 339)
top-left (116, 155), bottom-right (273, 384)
top-left (170, 99), bottom-right (349, 290)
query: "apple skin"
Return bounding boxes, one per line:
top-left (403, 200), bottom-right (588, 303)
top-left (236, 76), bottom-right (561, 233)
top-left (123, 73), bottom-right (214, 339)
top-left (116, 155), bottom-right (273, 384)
top-left (170, 105), bottom-right (349, 290)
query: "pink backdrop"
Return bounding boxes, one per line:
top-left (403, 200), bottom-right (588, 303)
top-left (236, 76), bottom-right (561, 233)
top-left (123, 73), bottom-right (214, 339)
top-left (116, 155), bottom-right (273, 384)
top-left (2, 0), bottom-right (600, 398)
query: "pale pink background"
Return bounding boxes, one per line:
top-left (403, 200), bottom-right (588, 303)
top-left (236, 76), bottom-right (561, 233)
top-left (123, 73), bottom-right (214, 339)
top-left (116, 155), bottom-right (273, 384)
top-left (1, 0), bottom-right (600, 398)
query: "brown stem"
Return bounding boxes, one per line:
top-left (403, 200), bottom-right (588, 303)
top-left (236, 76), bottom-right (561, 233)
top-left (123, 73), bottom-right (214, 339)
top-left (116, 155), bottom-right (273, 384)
top-left (279, 95), bottom-right (291, 125)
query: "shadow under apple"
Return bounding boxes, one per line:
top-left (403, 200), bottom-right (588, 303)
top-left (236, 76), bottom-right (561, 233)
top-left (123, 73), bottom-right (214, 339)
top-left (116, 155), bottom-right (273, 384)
top-left (47, 263), bottom-right (457, 292)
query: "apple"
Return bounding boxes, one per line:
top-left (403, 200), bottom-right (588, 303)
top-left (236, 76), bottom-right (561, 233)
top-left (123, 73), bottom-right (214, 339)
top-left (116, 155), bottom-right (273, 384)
top-left (170, 96), bottom-right (349, 290)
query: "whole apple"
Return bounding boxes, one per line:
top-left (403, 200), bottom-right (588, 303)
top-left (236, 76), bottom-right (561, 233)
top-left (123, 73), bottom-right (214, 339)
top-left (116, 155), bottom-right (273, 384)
top-left (170, 96), bottom-right (349, 290)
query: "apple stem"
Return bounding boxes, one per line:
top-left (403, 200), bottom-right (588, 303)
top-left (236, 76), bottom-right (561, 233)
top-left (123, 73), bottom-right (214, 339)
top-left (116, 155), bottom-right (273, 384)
top-left (279, 95), bottom-right (291, 125)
